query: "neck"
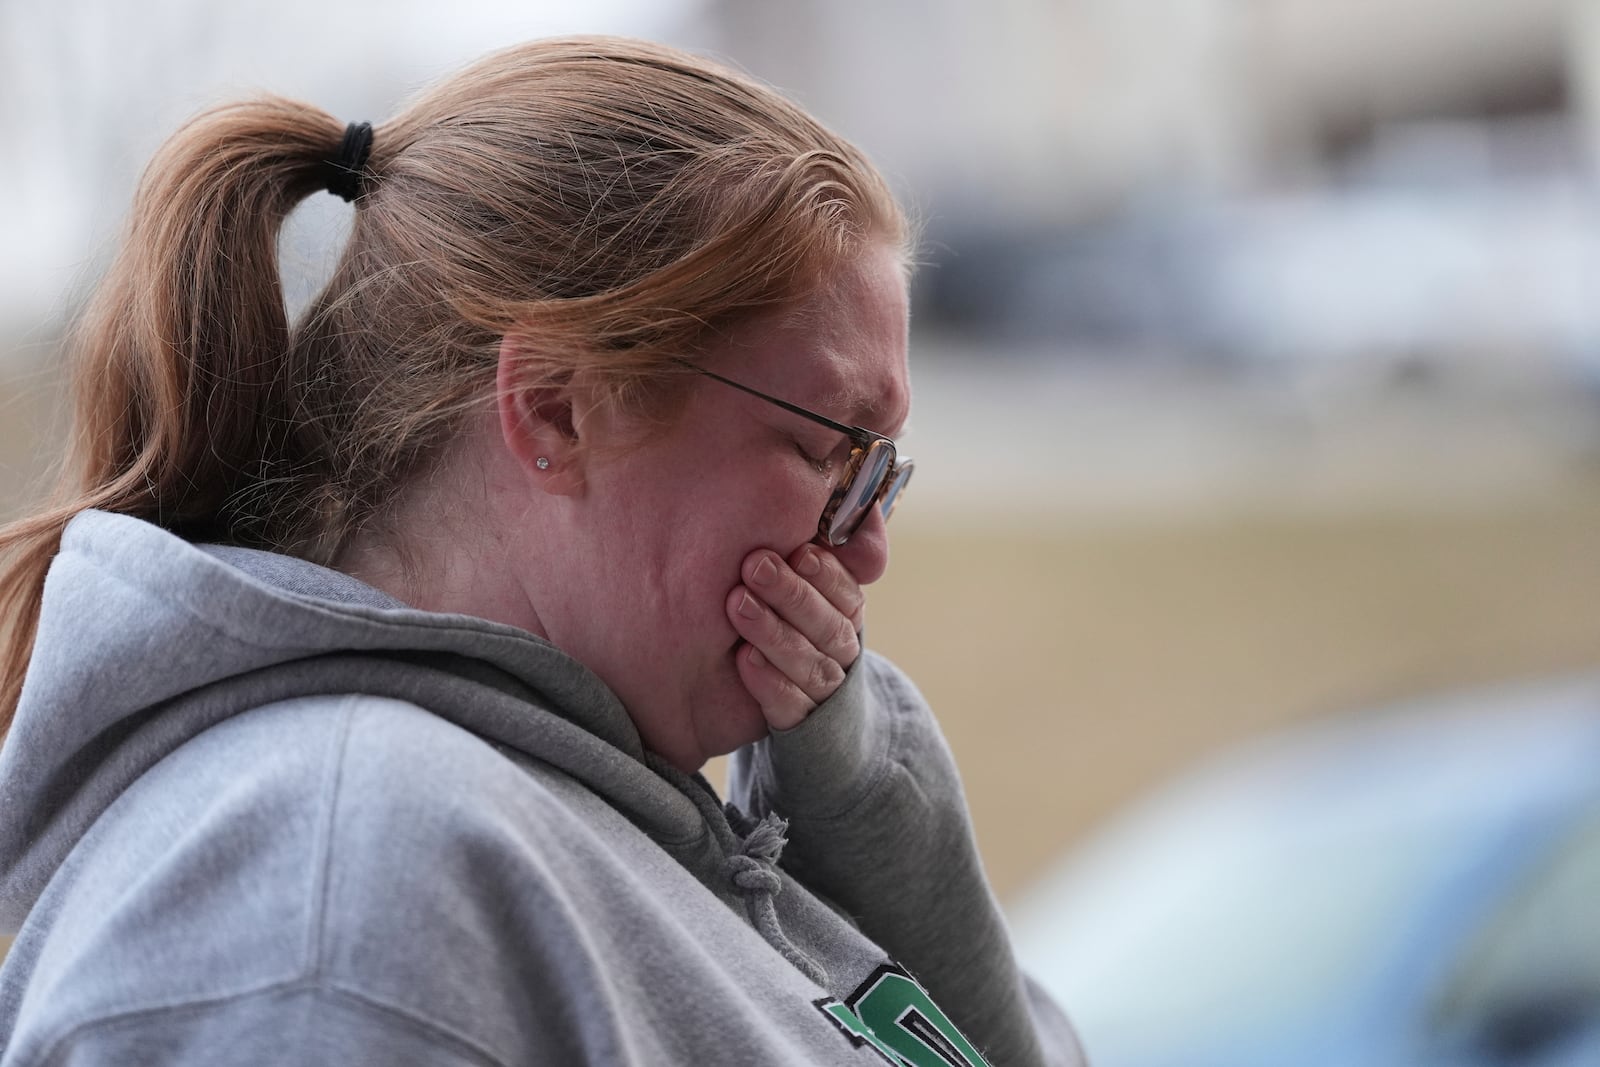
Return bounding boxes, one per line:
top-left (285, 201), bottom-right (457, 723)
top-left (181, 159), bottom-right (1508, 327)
top-left (334, 417), bottom-right (549, 639)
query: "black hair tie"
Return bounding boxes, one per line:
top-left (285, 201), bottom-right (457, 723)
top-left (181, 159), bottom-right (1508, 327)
top-left (323, 121), bottom-right (374, 203)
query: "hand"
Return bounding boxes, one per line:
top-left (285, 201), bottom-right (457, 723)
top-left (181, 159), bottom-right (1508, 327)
top-left (726, 544), bottom-right (865, 731)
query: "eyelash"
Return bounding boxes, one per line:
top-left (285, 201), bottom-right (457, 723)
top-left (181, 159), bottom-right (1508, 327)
top-left (793, 439), bottom-right (834, 476)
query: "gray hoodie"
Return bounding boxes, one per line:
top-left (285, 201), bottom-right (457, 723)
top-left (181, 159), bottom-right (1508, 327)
top-left (0, 510), bottom-right (1084, 1066)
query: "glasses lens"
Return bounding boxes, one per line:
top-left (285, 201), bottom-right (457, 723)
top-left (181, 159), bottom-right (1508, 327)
top-left (826, 440), bottom-right (894, 545)
top-left (879, 459), bottom-right (913, 521)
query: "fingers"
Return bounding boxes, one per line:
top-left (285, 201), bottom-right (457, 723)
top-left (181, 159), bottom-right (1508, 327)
top-left (726, 545), bottom-right (864, 731)
top-left (788, 543), bottom-right (867, 635)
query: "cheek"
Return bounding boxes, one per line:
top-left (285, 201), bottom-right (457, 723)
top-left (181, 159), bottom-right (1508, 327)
top-left (637, 454), bottom-right (828, 619)
top-left (682, 494), bottom-right (816, 631)
top-left (779, 476), bottom-right (830, 548)
top-left (736, 468), bottom-right (828, 558)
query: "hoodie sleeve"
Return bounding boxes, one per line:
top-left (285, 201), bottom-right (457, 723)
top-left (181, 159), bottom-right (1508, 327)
top-left (728, 651), bottom-right (1087, 1067)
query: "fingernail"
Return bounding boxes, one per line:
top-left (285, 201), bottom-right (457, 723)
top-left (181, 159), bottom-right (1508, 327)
top-left (797, 550), bottom-right (821, 577)
top-left (738, 591), bottom-right (763, 619)
top-left (751, 556), bottom-right (777, 585)
top-left (748, 646), bottom-right (766, 667)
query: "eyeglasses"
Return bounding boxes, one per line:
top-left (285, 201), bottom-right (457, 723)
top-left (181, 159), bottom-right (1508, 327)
top-left (676, 361), bottom-right (914, 546)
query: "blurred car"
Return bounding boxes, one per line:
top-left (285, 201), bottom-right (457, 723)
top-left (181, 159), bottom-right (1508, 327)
top-left (916, 117), bottom-right (1600, 393)
top-left (1008, 673), bottom-right (1600, 1067)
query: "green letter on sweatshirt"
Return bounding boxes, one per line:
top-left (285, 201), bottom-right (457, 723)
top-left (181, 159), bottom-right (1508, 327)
top-left (816, 964), bottom-right (992, 1067)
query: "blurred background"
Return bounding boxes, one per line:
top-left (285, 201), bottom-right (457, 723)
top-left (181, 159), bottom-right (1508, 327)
top-left (5, 1), bottom-right (1600, 1062)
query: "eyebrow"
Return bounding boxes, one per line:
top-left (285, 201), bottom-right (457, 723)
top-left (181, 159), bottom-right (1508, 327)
top-left (682, 362), bottom-right (900, 447)
top-left (804, 380), bottom-right (914, 446)
top-left (817, 377), bottom-right (911, 440)
top-left (677, 356), bottom-right (908, 443)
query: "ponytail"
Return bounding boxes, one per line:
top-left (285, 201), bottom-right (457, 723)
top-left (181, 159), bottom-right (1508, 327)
top-left (0, 97), bottom-right (351, 736)
top-left (0, 37), bottom-right (906, 742)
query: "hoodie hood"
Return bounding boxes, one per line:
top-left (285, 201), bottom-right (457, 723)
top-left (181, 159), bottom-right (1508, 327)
top-left (0, 509), bottom-right (718, 930)
top-left (0, 511), bottom-right (1078, 1067)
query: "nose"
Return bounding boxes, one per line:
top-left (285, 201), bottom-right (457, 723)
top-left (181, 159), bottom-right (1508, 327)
top-left (829, 505), bottom-right (891, 586)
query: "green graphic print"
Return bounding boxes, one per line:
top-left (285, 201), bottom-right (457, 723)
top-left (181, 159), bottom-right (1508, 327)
top-left (816, 964), bottom-right (993, 1067)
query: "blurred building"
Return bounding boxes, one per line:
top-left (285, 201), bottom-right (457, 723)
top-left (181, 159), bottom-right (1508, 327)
top-left (688, 0), bottom-right (1586, 222)
top-left (684, 0), bottom-right (1600, 391)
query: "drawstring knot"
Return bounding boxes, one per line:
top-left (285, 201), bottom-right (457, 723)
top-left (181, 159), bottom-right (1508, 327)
top-left (724, 812), bottom-right (788, 896)
top-left (725, 852), bottom-right (783, 896)
top-left (643, 754), bottom-right (826, 986)
top-left (722, 811), bottom-right (826, 985)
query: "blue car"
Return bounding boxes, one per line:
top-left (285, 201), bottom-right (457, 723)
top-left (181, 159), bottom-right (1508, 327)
top-left (1008, 674), bottom-right (1600, 1067)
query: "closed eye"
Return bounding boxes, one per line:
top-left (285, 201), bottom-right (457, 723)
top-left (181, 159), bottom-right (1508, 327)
top-left (792, 438), bottom-right (834, 476)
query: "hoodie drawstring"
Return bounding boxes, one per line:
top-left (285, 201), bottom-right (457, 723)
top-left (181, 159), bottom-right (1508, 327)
top-left (646, 754), bottom-right (827, 986)
top-left (722, 814), bottom-right (827, 985)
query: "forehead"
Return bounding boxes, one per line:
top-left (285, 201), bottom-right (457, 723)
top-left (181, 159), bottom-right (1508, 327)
top-left (722, 246), bottom-right (912, 434)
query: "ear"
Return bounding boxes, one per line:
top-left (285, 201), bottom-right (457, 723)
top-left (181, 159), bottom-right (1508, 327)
top-left (496, 335), bottom-right (586, 496)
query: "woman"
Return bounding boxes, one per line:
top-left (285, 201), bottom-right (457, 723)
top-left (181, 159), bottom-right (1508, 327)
top-left (0, 37), bottom-right (1084, 1066)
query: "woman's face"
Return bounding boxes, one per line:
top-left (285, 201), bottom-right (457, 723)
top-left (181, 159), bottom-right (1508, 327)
top-left (542, 244), bottom-right (911, 771)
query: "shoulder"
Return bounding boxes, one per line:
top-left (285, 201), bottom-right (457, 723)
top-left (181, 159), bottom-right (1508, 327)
top-left (114, 693), bottom-right (561, 859)
top-left (187, 693), bottom-right (609, 902)
top-left (15, 696), bottom-right (598, 1063)
top-left (313, 693), bottom-right (623, 904)
top-left (149, 692), bottom-right (575, 837)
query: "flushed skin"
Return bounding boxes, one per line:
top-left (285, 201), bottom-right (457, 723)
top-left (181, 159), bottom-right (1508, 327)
top-left (375, 243), bottom-right (915, 773)
top-left (0, 35), bottom-right (1087, 1067)
top-left (0, 513), bottom-right (1086, 1065)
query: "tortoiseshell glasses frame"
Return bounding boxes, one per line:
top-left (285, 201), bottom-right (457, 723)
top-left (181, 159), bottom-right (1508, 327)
top-left (676, 361), bottom-right (914, 546)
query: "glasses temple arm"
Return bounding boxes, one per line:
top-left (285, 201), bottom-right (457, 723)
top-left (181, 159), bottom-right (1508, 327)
top-left (674, 359), bottom-right (875, 443)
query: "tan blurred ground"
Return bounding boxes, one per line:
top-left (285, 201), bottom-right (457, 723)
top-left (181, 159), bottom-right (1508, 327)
top-left (870, 498), bottom-right (1600, 901)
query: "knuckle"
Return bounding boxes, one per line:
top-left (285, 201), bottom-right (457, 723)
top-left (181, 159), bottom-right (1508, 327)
top-left (808, 656), bottom-right (845, 694)
top-left (780, 576), bottom-right (811, 613)
top-left (772, 673), bottom-right (811, 709)
top-left (832, 615), bottom-right (859, 655)
top-left (774, 619), bottom-right (808, 657)
top-left (752, 655), bottom-right (791, 693)
top-left (822, 560), bottom-right (862, 609)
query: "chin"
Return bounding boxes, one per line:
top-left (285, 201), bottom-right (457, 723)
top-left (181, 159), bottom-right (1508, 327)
top-left (700, 681), bottom-right (773, 762)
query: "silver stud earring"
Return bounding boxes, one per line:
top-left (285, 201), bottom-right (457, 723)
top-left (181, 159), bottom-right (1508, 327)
top-left (536, 457), bottom-right (550, 470)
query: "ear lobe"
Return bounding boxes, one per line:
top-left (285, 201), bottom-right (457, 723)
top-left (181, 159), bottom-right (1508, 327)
top-left (496, 336), bottom-right (586, 496)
